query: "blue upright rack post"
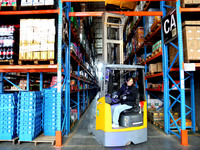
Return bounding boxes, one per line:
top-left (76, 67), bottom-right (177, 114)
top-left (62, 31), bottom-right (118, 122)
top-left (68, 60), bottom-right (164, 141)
top-left (0, 73), bottom-right (3, 94)
top-left (160, 0), bottom-right (196, 145)
top-left (40, 73), bottom-right (43, 91)
top-left (160, 1), bottom-right (170, 135)
top-left (65, 1), bottom-right (71, 135)
top-left (56, 0), bottom-right (63, 147)
top-left (27, 72), bottom-right (30, 91)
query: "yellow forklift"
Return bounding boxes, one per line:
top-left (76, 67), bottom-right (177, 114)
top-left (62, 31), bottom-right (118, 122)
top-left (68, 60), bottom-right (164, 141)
top-left (89, 64), bottom-right (147, 147)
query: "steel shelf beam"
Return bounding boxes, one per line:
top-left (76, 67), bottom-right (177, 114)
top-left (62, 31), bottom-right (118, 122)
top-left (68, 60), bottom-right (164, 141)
top-left (0, 9), bottom-right (59, 15)
top-left (0, 65), bottom-right (58, 72)
top-left (69, 11), bottom-right (163, 17)
top-left (145, 52), bottom-right (162, 63)
top-left (180, 8), bottom-right (200, 12)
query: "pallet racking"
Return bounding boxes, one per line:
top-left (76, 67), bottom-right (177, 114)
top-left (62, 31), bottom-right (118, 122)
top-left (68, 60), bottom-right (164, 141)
top-left (0, 0), bottom-right (98, 147)
top-left (123, 0), bottom-right (197, 146)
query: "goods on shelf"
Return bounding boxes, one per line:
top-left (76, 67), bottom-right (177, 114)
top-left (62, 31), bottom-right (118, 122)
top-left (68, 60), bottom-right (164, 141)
top-left (70, 108), bottom-right (78, 123)
top-left (150, 16), bottom-right (161, 32)
top-left (18, 91), bottom-right (42, 141)
top-left (147, 83), bottom-right (163, 90)
top-left (21, 0), bottom-right (54, 6)
top-left (0, 93), bottom-right (18, 140)
top-left (0, 0), bottom-right (17, 6)
top-left (149, 63), bottom-right (157, 73)
top-left (43, 89), bottom-right (57, 136)
top-left (183, 22), bottom-right (200, 62)
top-left (181, 0), bottom-right (200, 7)
top-left (170, 117), bottom-right (192, 127)
top-left (144, 8), bottom-right (160, 37)
top-left (148, 108), bottom-right (164, 121)
top-left (19, 79), bottom-right (27, 90)
top-left (0, 25), bottom-right (16, 60)
top-left (135, 27), bottom-right (144, 49)
top-left (50, 76), bottom-right (64, 88)
top-left (148, 62), bottom-right (163, 73)
top-left (70, 43), bottom-right (83, 62)
top-left (152, 40), bottom-right (162, 52)
top-left (19, 19), bottom-right (55, 61)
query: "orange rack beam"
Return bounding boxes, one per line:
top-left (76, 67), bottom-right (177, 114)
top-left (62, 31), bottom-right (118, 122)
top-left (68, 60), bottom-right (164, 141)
top-left (146, 88), bottom-right (163, 92)
top-left (146, 52), bottom-right (162, 64)
top-left (0, 65), bottom-right (58, 73)
top-left (69, 11), bottom-right (163, 17)
top-left (0, 9), bottom-right (59, 15)
top-left (146, 72), bottom-right (163, 79)
top-left (180, 7), bottom-right (200, 12)
top-left (63, 0), bottom-right (177, 2)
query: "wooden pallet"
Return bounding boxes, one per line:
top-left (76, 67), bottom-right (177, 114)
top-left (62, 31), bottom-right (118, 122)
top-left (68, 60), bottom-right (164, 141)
top-left (18, 134), bottom-right (55, 146)
top-left (151, 20), bottom-right (161, 33)
top-left (146, 72), bottom-right (154, 76)
top-left (0, 137), bottom-right (18, 145)
top-left (144, 31), bottom-right (153, 40)
top-left (152, 47), bottom-right (162, 56)
top-left (0, 6), bottom-right (17, 11)
top-left (0, 59), bottom-right (14, 65)
top-left (182, 3), bottom-right (200, 8)
top-left (18, 59), bottom-right (54, 65)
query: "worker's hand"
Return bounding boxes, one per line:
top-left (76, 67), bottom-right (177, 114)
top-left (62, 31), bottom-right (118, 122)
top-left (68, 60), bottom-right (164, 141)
top-left (113, 95), bottom-right (118, 99)
top-left (122, 96), bottom-right (127, 100)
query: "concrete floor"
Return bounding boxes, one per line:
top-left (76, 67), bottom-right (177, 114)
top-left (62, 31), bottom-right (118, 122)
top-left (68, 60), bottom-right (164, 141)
top-left (0, 94), bottom-right (200, 150)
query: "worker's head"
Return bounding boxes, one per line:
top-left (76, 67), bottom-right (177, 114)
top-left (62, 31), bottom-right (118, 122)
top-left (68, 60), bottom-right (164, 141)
top-left (126, 77), bottom-right (134, 87)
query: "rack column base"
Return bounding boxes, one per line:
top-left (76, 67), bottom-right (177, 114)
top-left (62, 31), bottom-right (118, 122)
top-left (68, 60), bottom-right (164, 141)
top-left (181, 130), bottom-right (188, 146)
top-left (55, 131), bottom-right (62, 147)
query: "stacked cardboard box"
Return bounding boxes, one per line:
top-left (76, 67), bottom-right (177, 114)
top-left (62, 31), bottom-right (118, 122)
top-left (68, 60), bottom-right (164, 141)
top-left (148, 108), bottom-right (164, 121)
top-left (21, 0), bottom-right (54, 6)
top-left (181, 0), bottom-right (200, 7)
top-left (148, 62), bottom-right (163, 73)
top-left (135, 27), bottom-right (144, 49)
top-left (19, 19), bottom-right (55, 61)
top-left (182, 21), bottom-right (200, 62)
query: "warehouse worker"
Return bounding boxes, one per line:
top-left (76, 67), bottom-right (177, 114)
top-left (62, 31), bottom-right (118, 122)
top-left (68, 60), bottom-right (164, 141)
top-left (111, 76), bottom-right (138, 128)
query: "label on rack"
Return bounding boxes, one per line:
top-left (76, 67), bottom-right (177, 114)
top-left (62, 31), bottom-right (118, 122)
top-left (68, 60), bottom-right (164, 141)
top-left (184, 63), bottom-right (196, 71)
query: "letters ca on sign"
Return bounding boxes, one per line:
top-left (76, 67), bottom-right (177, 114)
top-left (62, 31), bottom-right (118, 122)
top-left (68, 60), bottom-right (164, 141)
top-left (162, 9), bottom-right (178, 44)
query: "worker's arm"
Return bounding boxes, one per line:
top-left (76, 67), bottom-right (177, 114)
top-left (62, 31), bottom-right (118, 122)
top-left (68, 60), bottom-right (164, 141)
top-left (116, 83), bottom-right (126, 97)
top-left (122, 86), bottom-right (138, 102)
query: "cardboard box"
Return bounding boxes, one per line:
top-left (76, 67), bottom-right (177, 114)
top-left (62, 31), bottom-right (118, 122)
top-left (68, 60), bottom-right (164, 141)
top-left (48, 50), bottom-right (54, 59)
top-left (41, 51), bottom-right (48, 60)
top-left (193, 0), bottom-right (200, 4)
top-left (21, 0), bottom-right (32, 6)
top-left (33, 52), bottom-right (40, 60)
top-left (26, 52), bottom-right (33, 60)
top-left (183, 26), bottom-right (198, 61)
top-left (157, 62), bottom-right (163, 72)
top-left (149, 64), bottom-right (157, 73)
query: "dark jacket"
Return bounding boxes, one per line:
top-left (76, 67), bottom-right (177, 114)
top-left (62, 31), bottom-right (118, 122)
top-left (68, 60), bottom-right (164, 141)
top-left (117, 83), bottom-right (137, 106)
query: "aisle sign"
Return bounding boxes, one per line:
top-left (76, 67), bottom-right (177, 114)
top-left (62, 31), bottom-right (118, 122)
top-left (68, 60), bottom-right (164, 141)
top-left (184, 63), bottom-right (196, 71)
top-left (162, 9), bottom-right (178, 44)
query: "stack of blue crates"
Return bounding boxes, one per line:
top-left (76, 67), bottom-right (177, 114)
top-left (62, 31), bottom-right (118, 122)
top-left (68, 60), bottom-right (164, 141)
top-left (18, 91), bottom-right (42, 141)
top-left (43, 89), bottom-right (57, 136)
top-left (0, 93), bottom-right (18, 140)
